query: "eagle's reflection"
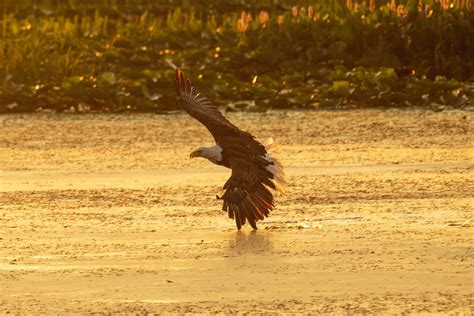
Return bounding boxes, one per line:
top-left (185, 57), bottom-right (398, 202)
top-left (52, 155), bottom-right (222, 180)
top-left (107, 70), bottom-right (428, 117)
top-left (227, 230), bottom-right (273, 255)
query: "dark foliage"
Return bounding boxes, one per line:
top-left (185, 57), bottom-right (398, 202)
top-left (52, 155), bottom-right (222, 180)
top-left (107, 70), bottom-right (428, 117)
top-left (0, 0), bottom-right (472, 113)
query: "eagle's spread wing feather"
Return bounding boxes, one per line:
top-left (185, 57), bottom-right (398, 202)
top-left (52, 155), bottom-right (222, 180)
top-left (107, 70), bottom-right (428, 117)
top-left (222, 156), bottom-right (277, 230)
top-left (175, 69), bottom-right (285, 229)
top-left (175, 69), bottom-right (236, 141)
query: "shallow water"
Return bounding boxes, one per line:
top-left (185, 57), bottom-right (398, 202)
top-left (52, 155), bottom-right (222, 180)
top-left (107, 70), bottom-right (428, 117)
top-left (1, 110), bottom-right (472, 314)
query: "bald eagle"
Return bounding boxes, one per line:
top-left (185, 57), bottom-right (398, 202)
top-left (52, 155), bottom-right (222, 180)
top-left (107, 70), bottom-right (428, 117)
top-left (175, 69), bottom-right (286, 230)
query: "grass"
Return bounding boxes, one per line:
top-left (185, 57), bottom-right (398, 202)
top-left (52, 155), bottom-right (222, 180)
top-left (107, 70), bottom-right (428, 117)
top-left (0, 0), bottom-right (472, 113)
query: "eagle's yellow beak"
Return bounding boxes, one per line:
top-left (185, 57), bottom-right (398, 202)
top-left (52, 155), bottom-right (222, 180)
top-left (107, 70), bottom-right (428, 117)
top-left (190, 150), bottom-right (200, 159)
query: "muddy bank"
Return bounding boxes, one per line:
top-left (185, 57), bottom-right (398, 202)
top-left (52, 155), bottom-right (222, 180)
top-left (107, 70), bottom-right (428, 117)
top-left (0, 110), bottom-right (472, 314)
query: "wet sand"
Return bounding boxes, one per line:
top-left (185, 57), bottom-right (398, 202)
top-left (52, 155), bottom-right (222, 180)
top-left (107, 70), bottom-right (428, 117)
top-left (0, 110), bottom-right (472, 314)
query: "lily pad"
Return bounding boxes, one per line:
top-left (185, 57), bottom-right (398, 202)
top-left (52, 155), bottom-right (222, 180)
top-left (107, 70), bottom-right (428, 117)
top-left (330, 81), bottom-right (350, 97)
top-left (101, 72), bottom-right (117, 85)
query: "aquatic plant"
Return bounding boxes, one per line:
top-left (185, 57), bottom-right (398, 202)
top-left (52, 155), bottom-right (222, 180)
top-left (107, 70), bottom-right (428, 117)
top-left (0, 1), bottom-right (472, 112)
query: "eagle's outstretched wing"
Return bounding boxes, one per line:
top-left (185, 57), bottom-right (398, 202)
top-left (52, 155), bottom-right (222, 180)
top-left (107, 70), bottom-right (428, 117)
top-left (221, 156), bottom-right (279, 229)
top-left (175, 69), bottom-right (285, 229)
top-left (175, 68), bottom-right (236, 141)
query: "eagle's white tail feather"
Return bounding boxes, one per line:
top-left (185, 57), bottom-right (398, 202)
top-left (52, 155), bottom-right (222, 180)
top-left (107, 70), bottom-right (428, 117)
top-left (264, 137), bottom-right (281, 151)
top-left (263, 138), bottom-right (286, 194)
top-left (263, 137), bottom-right (274, 148)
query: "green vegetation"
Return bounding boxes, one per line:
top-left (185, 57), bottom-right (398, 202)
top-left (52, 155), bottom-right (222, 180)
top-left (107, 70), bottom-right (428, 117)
top-left (0, 0), bottom-right (472, 113)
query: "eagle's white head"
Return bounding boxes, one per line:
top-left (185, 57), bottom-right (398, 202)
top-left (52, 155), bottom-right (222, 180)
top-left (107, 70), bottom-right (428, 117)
top-left (190, 145), bottom-right (223, 165)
